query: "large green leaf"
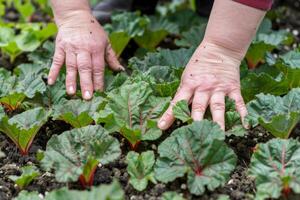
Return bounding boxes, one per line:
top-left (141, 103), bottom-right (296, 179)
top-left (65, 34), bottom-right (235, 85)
top-left (96, 81), bottom-right (169, 148)
top-left (14, 180), bottom-right (124, 200)
top-left (154, 120), bottom-right (237, 195)
top-left (52, 97), bottom-right (105, 128)
top-left (247, 88), bottom-right (300, 138)
top-left (126, 151), bottom-right (156, 191)
top-left (41, 125), bottom-right (121, 185)
top-left (249, 139), bottom-right (300, 200)
top-left (175, 24), bottom-right (206, 47)
top-left (0, 107), bottom-right (49, 155)
top-left (9, 165), bottom-right (40, 189)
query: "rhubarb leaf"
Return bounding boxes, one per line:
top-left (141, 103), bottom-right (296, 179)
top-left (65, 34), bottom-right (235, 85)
top-left (14, 179), bottom-right (124, 200)
top-left (41, 125), bottom-right (121, 185)
top-left (126, 151), bottom-right (156, 191)
top-left (96, 81), bottom-right (169, 147)
top-left (175, 24), bottom-right (206, 47)
top-left (247, 88), bottom-right (300, 138)
top-left (52, 97), bottom-right (105, 128)
top-left (9, 165), bottom-right (40, 189)
top-left (249, 138), bottom-right (300, 200)
top-left (155, 120), bottom-right (237, 195)
top-left (172, 100), bottom-right (192, 123)
top-left (0, 107), bottom-right (49, 155)
top-left (134, 16), bottom-right (178, 50)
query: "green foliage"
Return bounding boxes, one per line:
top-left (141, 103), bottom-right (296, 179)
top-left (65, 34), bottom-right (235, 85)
top-left (41, 125), bottom-right (121, 186)
top-left (126, 151), bottom-right (156, 191)
top-left (155, 120), bottom-right (237, 195)
top-left (14, 180), bottom-right (124, 200)
top-left (161, 192), bottom-right (186, 200)
top-left (52, 97), bottom-right (105, 128)
top-left (0, 107), bottom-right (49, 155)
top-left (225, 99), bottom-right (246, 137)
top-left (0, 23), bottom-right (57, 62)
top-left (172, 100), bottom-right (192, 123)
top-left (96, 81), bottom-right (169, 148)
top-left (247, 88), bottom-right (300, 138)
top-left (249, 139), bottom-right (300, 200)
top-left (9, 165), bottom-right (40, 189)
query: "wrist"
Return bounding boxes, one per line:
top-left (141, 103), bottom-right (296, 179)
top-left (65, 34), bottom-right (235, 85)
top-left (54, 10), bottom-right (96, 28)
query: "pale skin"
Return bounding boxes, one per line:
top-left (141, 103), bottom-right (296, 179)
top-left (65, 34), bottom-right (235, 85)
top-left (48, 0), bottom-right (266, 131)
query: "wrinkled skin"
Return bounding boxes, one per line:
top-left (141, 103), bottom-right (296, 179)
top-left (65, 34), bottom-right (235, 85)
top-left (158, 42), bottom-right (248, 131)
top-left (47, 11), bottom-right (124, 100)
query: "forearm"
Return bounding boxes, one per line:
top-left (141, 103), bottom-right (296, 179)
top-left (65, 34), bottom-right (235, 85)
top-left (203, 0), bottom-right (266, 60)
top-left (50, 0), bottom-right (92, 26)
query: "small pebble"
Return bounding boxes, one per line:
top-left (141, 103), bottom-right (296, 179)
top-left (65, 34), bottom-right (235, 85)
top-left (181, 183), bottom-right (187, 190)
top-left (38, 194), bottom-right (44, 199)
top-left (151, 144), bottom-right (157, 150)
top-left (292, 29), bottom-right (299, 36)
top-left (228, 179), bottom-right (234, 185)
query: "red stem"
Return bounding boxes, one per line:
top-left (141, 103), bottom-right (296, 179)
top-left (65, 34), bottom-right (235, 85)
top-left (78, 165), bottom-right (98, 188)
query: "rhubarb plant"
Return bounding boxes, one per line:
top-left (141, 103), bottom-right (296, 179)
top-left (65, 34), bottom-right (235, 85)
top-left (172, 100), bottom-right (192, 124)
top-left (41, 125), bottom-right (121, 187)
top-left (0, 107), bottom-right (49, 155)
top-left (52, 97), bottom-right (105, 128)
top-left (154, 120), bottom-right (237, 195)
top-left (249, 138), bottom-right (300, 200)
top-left (9, 165), bottom-right (40, 189)
top-left (14, 179), bottom-right (124, 200)
top-left (126, 151), bottom-right (156, 191)
top-left (247, 88), bottom-right (300, 138)
top-left (96, 81), bottom-right (169, 149)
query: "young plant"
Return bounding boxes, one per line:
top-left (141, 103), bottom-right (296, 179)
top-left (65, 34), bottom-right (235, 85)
top-left (225, 99), bottom-right (246, 137)
top-left (247, 88), bottom-right (300, 138)
top-left (249, 138), bottom-right (300, 200)
top-left (52, 97), bottom-right (105, 128)
top-left (41, 125), bottom-right (121, 187)
top-left (0, 107), bottom-right (49, 155)
top-left (126, 151), bottom-right (156, 191)
top-left (154, 120), bottom-right (237, 195)
top-left (9, 165), bottom-right (40, 189)
top-left (96, 81), bottom-right (169, 149)
top-left (14, 179), bottom-right (124, 200)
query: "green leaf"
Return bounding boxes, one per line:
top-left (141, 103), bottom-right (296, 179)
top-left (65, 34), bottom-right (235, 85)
top-left (249, 138), bottom-right (300, 200)
top-left (134, 16), bottom-right (179, 50)
top-left (41, 125), bottom-right (121, 185)
top-left (247, 88), bottom-right (300, 138)
top-left (172, 100), bottom-right (192, 123)
top-left (126, 151), bottom-right (156, 191)
top-left (108, 32), bottom-right (131, 57)
top-left (175, 24), bottom-right (206, 47)
top-left (0, 107), bottom-right (49, 155)
top-left (96, 81), bottom-right (169, 147)
top-left (52, 97), bottom-right (105, 128)
top-left (9, 165), bottom-right (40, 189)
top-left (14, 180), bottom-right (124, 200)
top-left (155, 120), bottom-right (237, 195)
top-left (161, 191), bottom-right (186, 200)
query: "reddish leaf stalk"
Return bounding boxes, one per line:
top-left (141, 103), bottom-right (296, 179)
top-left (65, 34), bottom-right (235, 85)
top-left (130, 141), bottom-right (141, 151)
top-left (282, 186), bottom-right (291, 198)
top-left (78, 165), bottom-right (98, 188)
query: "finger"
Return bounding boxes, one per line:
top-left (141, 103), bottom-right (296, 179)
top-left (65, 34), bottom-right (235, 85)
top-left (77, 51), bottom-right (93, 100)
top-left (48, 44), bottom-right (65, 85)
top-left (191, 90), bottom-right (210, 121)
top-left (105, 43), bottom-right (125, 71)
top-left (158, 85), bottom-right (193, 130)
top-left (228, 90), bottom-right (248, 128)
top-left (92, 52), bottom-right (105, 92)
top-left (65, 52), bottom-right (77, 95)
top-left (210, 92), bottom-right (226, 130)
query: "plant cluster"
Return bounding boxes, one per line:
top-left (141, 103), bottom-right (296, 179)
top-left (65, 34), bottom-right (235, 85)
top-left (0, 1), bottom-right (299, 199)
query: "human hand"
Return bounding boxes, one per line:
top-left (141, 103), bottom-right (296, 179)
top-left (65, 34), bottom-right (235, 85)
top-left (47, 11), bottom-right (124, 100)
top-left (158, 41), bottom-right (248, 130)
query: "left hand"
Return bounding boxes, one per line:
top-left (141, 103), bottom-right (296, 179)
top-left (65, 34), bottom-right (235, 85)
top-left (158, 41), bottom-right (248, 131)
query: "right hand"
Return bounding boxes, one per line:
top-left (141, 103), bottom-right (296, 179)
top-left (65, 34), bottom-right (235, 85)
top-left (47, 11), bottom-right (124, 100)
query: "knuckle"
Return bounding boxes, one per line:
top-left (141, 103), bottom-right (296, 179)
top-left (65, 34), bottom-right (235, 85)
top-left (211, 102), bottom-right (225, 111)
top-left (192, 103), bottom-right (206, 113)
top-left (93, 68), bottom-right (104, 76)
top-left (235, 98), bottom-right (245, 109)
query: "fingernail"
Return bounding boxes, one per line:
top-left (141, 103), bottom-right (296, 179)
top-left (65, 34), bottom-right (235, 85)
top-left (84, 91), bottom-right (92, 99)
top-left (69, 86), bottom-right (75, 94)
top-left (119, 65), bottom-right (125, 71)
top-left (48, 78), bottom-right (54, 85)
top-left (158, 120), bottom-right (166, 129)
